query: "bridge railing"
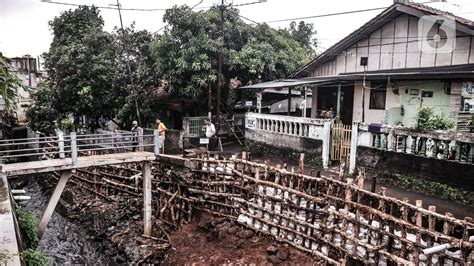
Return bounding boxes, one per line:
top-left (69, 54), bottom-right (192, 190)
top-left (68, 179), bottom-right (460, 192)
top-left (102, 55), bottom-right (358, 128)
top-left (0, 131), bottom-right (161, 164)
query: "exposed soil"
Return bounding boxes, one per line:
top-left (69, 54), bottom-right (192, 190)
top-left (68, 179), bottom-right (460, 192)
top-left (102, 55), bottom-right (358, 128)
top-left (163, 213), bottom-right (317, 265)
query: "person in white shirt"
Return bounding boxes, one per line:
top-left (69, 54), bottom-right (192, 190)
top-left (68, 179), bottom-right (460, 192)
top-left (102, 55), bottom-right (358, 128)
top-left (204, 118), bottom-right (216, 150)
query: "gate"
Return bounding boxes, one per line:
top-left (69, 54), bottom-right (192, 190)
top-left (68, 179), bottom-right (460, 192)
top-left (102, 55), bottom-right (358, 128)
top-left (331, 122), bottom-right (352, 162)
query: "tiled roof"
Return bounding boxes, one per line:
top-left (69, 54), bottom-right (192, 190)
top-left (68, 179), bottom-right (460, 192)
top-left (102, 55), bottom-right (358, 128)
top-left (405, 2), bottom-right (474, 28)
top-left (292, 2), bottom-right (474, 78)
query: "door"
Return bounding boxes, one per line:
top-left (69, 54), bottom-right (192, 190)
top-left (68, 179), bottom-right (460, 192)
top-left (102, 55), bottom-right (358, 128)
top-left (331, 122), bottom-right (352, 162)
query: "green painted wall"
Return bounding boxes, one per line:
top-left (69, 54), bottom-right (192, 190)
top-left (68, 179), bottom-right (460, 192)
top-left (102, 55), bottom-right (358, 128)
top-left (384, 81), bottom-right (451, 127)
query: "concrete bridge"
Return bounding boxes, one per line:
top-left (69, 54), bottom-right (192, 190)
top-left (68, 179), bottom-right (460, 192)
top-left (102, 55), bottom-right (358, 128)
top-left (0, 132), bottom-right (161, 265)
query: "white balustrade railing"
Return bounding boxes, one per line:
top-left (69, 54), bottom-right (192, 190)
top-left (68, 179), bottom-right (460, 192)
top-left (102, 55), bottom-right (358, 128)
top-left (356, 123), bottom-right (474, 164)
top-left (245, 112), bottom-right (331, 140)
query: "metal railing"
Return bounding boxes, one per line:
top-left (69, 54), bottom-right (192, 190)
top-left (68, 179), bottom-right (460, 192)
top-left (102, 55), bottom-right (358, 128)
top-left (0, 130), bottom-right (162, 164)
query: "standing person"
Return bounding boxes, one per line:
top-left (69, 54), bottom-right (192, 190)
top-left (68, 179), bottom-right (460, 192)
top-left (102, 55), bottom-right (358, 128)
top-left (112, 128), bottom-right (125, 153)
top-left (203, 118), bottom-right (216, 151)
top-left (131, 121), bottom-right (143, 152)
top-left (156, 117), bottom-right (167, 154)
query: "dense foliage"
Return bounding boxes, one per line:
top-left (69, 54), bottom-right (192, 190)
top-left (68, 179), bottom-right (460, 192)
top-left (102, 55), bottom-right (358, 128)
top-left (150, 5), bottom-right (313, 110)
top-left (26, 82), bottom-right (60, 135)
top-left (28, 6), bottom-right (159, 131)
top-left (415, 107), bottom-right (455, 130)
top-left (16, 205), bottom-right (40, 248)
top-left (0, 54), bottom-right (22, 117)
top-left (21, 249), bottom-right (48, 266)
top-left (28, 4), bottom-right (316, 132)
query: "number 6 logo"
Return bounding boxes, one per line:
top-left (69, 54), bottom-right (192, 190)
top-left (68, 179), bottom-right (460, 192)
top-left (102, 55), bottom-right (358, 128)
top-left (418, 15), bottom-right (456, 54)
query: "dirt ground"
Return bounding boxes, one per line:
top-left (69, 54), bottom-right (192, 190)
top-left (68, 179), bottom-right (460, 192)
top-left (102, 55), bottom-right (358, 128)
top-left (162, 213), bottom-right (318, 265)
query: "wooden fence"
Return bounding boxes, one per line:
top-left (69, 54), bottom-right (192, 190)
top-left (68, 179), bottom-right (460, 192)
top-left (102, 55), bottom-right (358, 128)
top-left (59, 155), bottom-right (474, 265)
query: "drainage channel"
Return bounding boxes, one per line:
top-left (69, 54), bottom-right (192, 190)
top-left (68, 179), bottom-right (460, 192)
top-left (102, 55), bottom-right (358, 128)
top-left (10, 155), bottom-right (474, 264)
top-left (12, 177), bottom-right (109, 264)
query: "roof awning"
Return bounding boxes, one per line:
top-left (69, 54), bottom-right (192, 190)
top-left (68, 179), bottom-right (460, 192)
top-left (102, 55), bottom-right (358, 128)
top-left (269, 97), bottom-right (311, 113)
top-left (240, 78), bottom-right (333, 89)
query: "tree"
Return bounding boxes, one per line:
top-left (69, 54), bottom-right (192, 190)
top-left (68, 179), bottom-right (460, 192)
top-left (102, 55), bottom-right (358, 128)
top-left (150, 6), bottom-right (315, 113)
top-left (0, 54), bottom-right (22, 117)
top-left (286, 21), bottom-right (318, 57)
top-left (43, 6), bottom-right (121, 124)
top-left (26, 82), bottom-right (61, 135)
top-left (39, 6), bottom-right (159, 130)
top-left (112, 24), bottom-right (160, 127)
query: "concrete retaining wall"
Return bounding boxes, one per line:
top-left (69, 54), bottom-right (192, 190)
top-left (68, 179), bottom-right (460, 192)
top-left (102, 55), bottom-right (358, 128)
top-left (356, 146), bottom-right (474, 191)
top-left (245, 129), bottom-right (323, 156)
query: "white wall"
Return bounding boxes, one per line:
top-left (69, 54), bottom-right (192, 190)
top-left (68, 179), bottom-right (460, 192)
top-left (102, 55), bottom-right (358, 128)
top-left (310, 14), bottom-right (474, 76)
top-left (352, 81), bottom-right (401, 124)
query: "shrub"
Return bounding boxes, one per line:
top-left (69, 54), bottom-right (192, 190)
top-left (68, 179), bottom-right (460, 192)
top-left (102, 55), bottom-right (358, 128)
top-left (21, 249), bottom-right (47, 266)
top-left (16, 205), bottom-right (40, 248)
top-left (415, 107), bottom-right (455, 130)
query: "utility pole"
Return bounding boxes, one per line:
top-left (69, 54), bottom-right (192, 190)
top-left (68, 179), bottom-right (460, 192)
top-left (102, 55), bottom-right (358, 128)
top-left (362, 65), bottom-right (367, 123)
top-left (208, 31), bottom-right (213, 120)
top-left (113, 0), bottom-right (141, 125)
top-left (216, 0), bottom-right (225, 134)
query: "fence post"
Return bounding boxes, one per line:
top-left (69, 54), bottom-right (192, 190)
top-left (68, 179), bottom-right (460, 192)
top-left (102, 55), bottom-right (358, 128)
top-left (70, 132), bottom-right (77, 164)
top-left (322, 121), bottom-right (331, 169)
top-left (57, 130), bottom-right (65, 159)
top-left (143, 161), bottom-right (152, 236)
top-left (154, 130), bottom-right (160, 156)
top-left (349, 122), bottom-right (359, 174)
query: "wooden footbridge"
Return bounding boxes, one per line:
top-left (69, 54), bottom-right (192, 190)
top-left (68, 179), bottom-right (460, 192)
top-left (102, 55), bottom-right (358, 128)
top-left (0, 132), bottom-right (161, 265)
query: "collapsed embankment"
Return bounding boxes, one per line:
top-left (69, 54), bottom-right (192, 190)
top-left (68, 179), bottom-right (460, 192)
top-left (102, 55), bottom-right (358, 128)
top-left (17, 155), bottom-right (474, 264)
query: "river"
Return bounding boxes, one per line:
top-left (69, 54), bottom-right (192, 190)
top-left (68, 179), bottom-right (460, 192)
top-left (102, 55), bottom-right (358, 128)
top-left (14, 177), bottom-right (109, 265)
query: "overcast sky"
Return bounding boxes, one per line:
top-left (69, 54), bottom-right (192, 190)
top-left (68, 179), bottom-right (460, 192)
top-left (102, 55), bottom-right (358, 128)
top-left (1, 0), bottom-right (473, 59)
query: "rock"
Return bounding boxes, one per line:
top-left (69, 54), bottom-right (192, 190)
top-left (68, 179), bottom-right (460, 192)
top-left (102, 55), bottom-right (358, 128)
top-left (227, 226), bottom-right (239, 235)
top-left (267, 255), bottom-right (283, 264)
top-left (235, 238), bottom-right (245, 248)
top-left (115, 255), bottom-right (126, 263)
top-left (266, 245), bottom-right (278, 255)
top-left (212, 217), bottom-right (228, 226)
top-left (61, 190), bottom-right (75, 204)
top-left (276, 250), bottom-right (288, 261)
top-left (238, 229), bottom-right (254, 239)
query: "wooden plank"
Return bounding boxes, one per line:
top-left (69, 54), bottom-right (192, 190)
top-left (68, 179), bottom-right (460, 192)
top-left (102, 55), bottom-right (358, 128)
top-left (38, 170), bottom-right (71, 239)
top-left (2, 152), bottom-right (156, 176)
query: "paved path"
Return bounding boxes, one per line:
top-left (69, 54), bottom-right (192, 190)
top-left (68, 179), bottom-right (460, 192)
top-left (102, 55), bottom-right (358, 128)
top-left (0, 175), bottom-right (21, 265)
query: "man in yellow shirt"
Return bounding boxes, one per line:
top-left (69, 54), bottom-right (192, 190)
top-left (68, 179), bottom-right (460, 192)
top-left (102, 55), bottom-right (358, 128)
top-left (156, 117), bottom-right (167, 154)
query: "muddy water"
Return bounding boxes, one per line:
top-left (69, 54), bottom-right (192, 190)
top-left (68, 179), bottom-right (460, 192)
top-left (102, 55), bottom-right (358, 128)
top-left (15, 178), bottom-right (109, 265)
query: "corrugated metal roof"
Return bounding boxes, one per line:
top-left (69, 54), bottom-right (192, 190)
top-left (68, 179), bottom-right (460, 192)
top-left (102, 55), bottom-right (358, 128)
top-left (241, 64), bottom-right (474, 89)
top-left (240, 78), bottom-right (332, 89)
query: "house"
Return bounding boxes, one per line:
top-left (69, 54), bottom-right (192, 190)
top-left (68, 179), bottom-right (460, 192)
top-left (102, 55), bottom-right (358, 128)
top-left (0, 54), bottom-right (45, 138)
top-left (242, 0), bottom-right (474, 130)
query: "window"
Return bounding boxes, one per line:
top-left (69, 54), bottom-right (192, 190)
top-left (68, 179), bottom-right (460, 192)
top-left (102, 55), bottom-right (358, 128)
top-left (422, 91), bottom-right (433, 97)
top-left (369, 81), bottom-right (387, 110)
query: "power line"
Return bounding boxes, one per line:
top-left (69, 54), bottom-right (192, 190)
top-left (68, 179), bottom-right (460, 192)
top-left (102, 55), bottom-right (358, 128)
top-left (40, 0), bottom-right (169, 11)
top-left (153, 0), bottom-right (204, 34)
top-left (262, 6), bottom-right (390, 24)
top-left (39, 0), bottom-right (267, 12)
top-left (240, 1), bottom-right (473, 25)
